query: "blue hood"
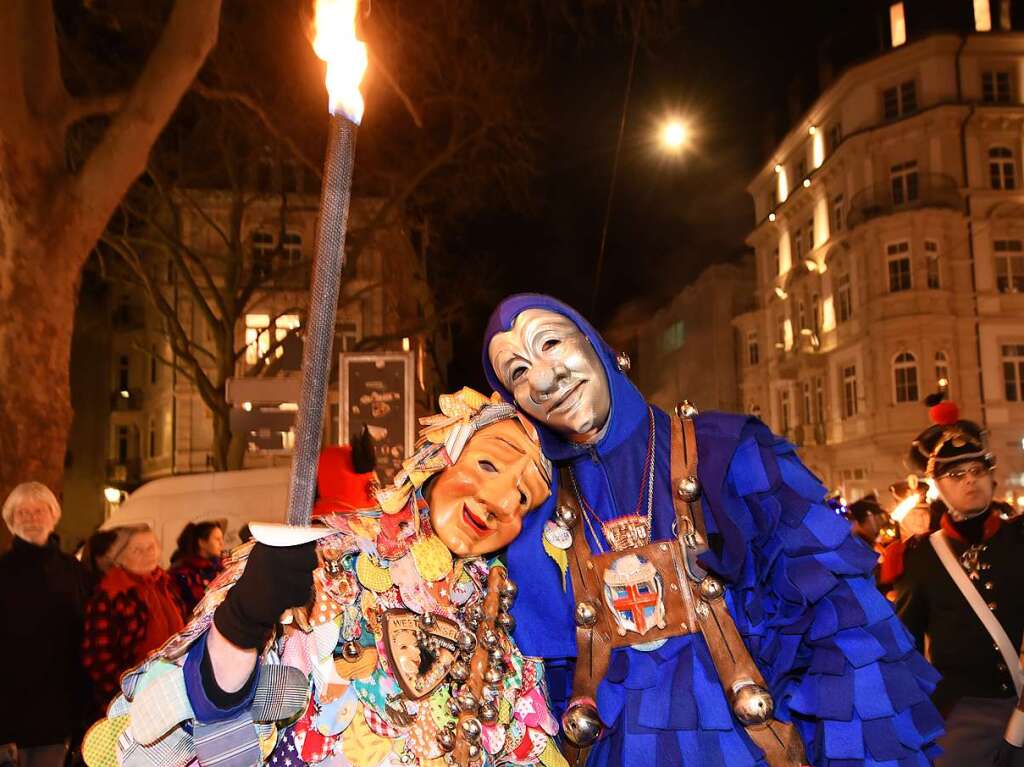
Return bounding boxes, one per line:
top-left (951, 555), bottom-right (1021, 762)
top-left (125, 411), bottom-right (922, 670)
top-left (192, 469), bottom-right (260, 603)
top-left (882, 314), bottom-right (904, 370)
top-left (482, 293), bottom-right (649, 463)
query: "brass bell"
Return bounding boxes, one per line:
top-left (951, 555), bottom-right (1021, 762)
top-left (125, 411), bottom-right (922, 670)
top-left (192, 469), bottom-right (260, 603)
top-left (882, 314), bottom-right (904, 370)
top-left (488, 648), bottom-right (505, 668)
top-left (562, 700), bottom-right (604, 747)
top-left (450, 662), bottom-right (470, 683)
top-left (457, 690), bottom-right (479, 713)
top-left (479, 702), bottom-right (498, 723)
top-left (616, 351), bottom-right (631, 372)
top-left (674, 400), bottom-right (699, 419)
top-left (575, 600), bottom-right (599, 628)
top-left (698, 577), bottom-right (724, 601)
top-left (731, 682), bottom-right (774, 726)
top-left (499, 579), bottom-right (518, 599)
top-left (446, 697), bottom-right (462, 717)
top-left (676, 475), bottom-right (701, 502)
top-left (499, 594), bottom-right (515, 611)
top-left (460, 717), bottom-right (482, 741)
top-left (484, 667), bottom-right (503, 685)
top-left (436, 729), bottom-right (456, 752)
top-left (467, 744), bottom-right (482, 760)
top-left (496, 612), bottom-right (516, 633)
top-left (458, 631), bottom-right (477, 654)
top-left (468, 605), bottom-right (485, 623)
top-left (480, 629), bottom-right (500, 649)
top-left (342, 641), bottom-right (362, 660)
top-left (555, 504), bottom-right (578, 528)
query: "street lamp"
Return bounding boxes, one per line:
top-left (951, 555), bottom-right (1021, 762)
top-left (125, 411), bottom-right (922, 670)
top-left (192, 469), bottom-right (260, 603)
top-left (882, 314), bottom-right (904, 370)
top-left (660, 119), bottom-right (688, 152)
top-left (103, 487), bottom-right (122, 504)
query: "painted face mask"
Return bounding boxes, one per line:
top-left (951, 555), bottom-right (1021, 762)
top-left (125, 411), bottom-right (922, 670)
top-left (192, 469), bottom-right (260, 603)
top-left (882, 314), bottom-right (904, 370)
top-left (487, 309), bottom-right (611, 443)
top-left (428, 418), bottom-right (551, 557)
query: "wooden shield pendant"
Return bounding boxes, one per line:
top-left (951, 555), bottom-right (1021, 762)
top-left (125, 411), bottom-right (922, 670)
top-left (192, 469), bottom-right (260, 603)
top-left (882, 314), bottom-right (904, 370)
top-left (382, 609), bottom-right (461, 700)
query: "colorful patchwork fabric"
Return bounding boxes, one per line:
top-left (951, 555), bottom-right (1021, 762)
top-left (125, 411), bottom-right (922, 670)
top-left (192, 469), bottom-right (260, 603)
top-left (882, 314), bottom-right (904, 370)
top-left (82, 500), bottom-right (564, 767)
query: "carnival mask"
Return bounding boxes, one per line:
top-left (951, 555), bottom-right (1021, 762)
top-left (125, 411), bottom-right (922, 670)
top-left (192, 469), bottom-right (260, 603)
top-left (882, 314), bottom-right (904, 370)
top-left (487, 309), bottom-right (611, 443)
top-left (427, 418), bottom-right (551, 557)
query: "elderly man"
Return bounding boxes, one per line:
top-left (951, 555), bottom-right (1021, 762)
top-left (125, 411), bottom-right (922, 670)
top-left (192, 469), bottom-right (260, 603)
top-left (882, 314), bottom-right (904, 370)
top-left (896, 395), bottom-right (1024, 766)
top-left (483, 294), bottom-right (943, 767)
top-left (0, 482), bottom-right (91, 767)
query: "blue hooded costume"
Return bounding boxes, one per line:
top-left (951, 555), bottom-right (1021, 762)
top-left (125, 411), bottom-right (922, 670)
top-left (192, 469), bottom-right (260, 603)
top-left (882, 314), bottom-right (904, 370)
top-left (482, 294), bottom-right (943, 767)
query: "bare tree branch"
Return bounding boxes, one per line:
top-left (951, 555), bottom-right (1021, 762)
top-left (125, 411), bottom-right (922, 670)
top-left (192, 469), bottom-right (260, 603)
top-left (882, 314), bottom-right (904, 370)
top-left (130, 341), bottom-right (194, 382)
top-left (16, 0), bottom-right (68, 121)
top-left (73, 0), bottom-right (223, 262)
top-left (369, 50), bottom-right (424, 128)
top-left (191, 81), bottom-right (323, 181)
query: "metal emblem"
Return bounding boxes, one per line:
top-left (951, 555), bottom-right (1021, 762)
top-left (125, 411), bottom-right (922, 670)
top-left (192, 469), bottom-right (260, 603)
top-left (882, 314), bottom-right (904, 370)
top-left (601, 554), bottom-right (666, 637)
top-left (615, 351), bottom-right (631, 373)
top-left (543, 520), bottom-right (573, 550)
top-left (382, 609), bottom-right (461, 700)
top-left (603, 514), bottom-right (651, 551)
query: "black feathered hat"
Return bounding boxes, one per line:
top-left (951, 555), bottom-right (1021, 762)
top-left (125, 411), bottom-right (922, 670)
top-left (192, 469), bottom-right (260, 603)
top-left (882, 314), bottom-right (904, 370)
top-left (908, 391), bottom-right (994, 477)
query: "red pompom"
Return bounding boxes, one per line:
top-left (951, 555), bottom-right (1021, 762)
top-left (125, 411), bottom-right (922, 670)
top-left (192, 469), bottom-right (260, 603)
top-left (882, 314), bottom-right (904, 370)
top-left (929, 400), bottom-right (959, 426)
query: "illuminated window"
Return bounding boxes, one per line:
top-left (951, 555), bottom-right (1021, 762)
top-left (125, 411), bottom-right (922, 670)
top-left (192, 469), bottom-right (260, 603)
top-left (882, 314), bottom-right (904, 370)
top-left (982, 70), bottom-right (1012, 103)
top-left (836, 272), bottom-right (853, 324)
top-left (995, 239), bottom-right (1024, 293)
top-left (842, 365), bottom-right (859, 418)
top-left (891, 161), bottom-right (919, 205)
top-left (252, 231), bottom-right (275, 279)
top-left (802, 381), bottom-right (813, 424)
top-left (883, 81), bottom-right (917, 119)
top-left (811, 293), bottom-right (821, 332)
top-left (1002, 344), bottom-right (1024, 401)
top-left (814, 376), bottom-right (825, 422)
top-left (889, 3), bottom-right (906, 47)
top-left (661, 321), bottom-right (685, 353)
top-left (779, 388), bottom-right (791, 433)
top-left (989, 147), bottom-right (1017, 190)
top-left (245, 313), bottom-right (301, 366)
top-left (935, 351), bottom-right (950, 392)
top-left (894, 352), bottom-right (919, 403)
top-left (281, 232), bottom-right (303, 266)
top-left (925, 240), bottom-right (940, 289)
top-left (887, 241), bottom-right (912, 292)
top-left (975, 0), bottom-right (993, 31)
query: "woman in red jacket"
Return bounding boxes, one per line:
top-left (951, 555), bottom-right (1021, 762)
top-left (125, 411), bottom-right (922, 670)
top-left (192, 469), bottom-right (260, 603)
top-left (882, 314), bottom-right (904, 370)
top-left (81, 525), bottom-right (184, 713)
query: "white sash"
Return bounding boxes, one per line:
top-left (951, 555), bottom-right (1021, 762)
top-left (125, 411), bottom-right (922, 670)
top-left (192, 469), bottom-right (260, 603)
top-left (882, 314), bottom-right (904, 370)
top-left (929, 529), bottom-right (1024, 696)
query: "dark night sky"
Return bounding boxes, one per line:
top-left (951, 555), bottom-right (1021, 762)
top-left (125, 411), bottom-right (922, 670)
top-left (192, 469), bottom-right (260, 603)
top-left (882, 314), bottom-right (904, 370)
top-left (447, 0), bottom-right (869, 389)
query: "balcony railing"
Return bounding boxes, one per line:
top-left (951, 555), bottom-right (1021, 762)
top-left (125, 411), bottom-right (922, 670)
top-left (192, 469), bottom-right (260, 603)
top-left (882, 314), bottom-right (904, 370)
top-left (847, 173), bottom-right (962, 229)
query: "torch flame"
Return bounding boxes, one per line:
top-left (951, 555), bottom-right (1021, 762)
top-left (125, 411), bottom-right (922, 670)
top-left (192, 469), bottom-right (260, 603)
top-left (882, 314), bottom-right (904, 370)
top-left (890, 493), bottom-right (920, 524)
top-left (312, 0), bottom-right (368, 122)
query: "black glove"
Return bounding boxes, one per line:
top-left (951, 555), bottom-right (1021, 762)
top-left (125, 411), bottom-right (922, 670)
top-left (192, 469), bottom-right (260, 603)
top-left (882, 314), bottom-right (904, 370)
top-left (213, 541), bottom-right (318, 649)
top-left (995, 740), bottom-right (1022, 767)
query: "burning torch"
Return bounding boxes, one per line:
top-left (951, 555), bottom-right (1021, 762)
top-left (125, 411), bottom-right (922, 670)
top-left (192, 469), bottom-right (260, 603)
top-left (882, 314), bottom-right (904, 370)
top-left (287, 0), bottom-right (368, 528)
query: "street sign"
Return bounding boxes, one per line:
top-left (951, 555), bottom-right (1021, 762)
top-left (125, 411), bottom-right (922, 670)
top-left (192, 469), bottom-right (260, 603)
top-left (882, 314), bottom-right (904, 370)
top-left (339, 352), bottom-right (414, 484)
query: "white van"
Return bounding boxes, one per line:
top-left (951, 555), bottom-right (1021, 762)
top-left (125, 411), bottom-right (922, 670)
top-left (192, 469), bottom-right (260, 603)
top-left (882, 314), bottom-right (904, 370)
top-left (104, 467), bottom-right (290, 565)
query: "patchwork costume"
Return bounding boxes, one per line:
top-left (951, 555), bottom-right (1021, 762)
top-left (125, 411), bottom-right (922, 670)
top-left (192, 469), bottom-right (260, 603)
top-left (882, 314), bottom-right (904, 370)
top-left (482, 295), bottom-right (944, 767)
top-left (81, 392), bottom-right (562, 767)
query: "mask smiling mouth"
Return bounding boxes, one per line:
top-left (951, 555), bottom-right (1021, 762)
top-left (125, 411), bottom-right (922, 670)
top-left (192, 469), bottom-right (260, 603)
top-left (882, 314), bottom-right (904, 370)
top-left (462, 504), bottom-right (490, 536)
top-left (547, 379), bottom-right (585, 414)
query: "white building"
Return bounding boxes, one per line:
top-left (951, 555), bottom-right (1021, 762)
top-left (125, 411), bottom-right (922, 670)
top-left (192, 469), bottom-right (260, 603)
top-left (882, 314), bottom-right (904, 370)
top-left (737, 16), bottom-right (1024, 502)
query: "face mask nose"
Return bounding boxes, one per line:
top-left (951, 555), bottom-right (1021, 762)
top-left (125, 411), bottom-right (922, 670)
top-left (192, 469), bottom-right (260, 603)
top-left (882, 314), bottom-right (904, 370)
top-left (528, 361), bottom-right (568, 397)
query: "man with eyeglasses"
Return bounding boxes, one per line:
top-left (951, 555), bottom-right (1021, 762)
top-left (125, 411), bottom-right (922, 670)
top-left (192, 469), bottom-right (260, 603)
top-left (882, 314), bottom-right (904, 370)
top-left (895, 393), bottom-right (1024, 766)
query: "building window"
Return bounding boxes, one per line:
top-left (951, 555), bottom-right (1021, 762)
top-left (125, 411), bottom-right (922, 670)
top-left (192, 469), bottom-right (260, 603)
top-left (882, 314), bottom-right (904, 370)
top-left (883, 80), bottom-right (917, 119)
top-left (842, 364), bottom-right (859, 418)
top-left (806, 218), bottom-right (814, 252)
top-left (989, 147), bottom-right (1017, 190)
top-left (796, 158), bottom-right (807, 181)
top-left (148, 416), bottom-right (157, 459)
top-left (1002, 344), bottom-right (1024, 401)
top-left (772, 247), bottom-right (780, 276)
top-left (780, 388), bottom-right (791, 433)
top-left (831, 194), bottom-right (844, 233)
top-left (245, 313), bottom-right (301, 366)
top-left (117, 354), bottom-right (130, 391)
top-left (890, 161), bottom-right (919, 204)
top-left (836, 272), bottom-right (853, 324)
top-left (793, 227), bottom-right (804, 260)
top-left (802, 381), bottom-right (813, 424)
top-left (887, 241), bottom-right (912, 292)
top-left (827, 123), bottom-right (842, 154)
top-left (994, 239), bottom-right (1024, 293)
top-left (281, 232), bottom-right (303, 266)
top-left (661, 320), bottom-right (685, 353)
top-left (252, 230), bottom-right (275, 279)
top-left (116, 425), bottom-right (129, 464)
top-left (814, 375), bottom-right (825, 422)
top-left (935, 351), bottom-right (950, 392)
top-left (775, 314), bottom-right (786, 350)
top-left (894, 352), bottom-right (920, 403)
top-left (982, 70), bottom-right (1012, 103)
top-left (975, 0), bottom-right (993, 31)
top-left (890, 3), bottom-right (907, 47)
top-left (747, 331), bottom-right (759, 365)
top-left (797, 300), bottom-right (807, 331)
top-left (924, 240), bottom-right (940, 289)
top-left (811, 293), bottom-right (821, 332)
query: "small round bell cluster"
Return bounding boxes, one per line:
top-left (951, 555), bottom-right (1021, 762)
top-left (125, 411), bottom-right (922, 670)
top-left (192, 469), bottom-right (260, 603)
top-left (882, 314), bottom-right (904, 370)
top-left (437, 576), bottom-right (519, 764)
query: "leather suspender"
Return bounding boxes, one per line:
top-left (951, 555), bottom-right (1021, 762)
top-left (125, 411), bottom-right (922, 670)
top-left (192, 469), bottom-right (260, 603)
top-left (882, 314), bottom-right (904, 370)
top-left (559, 408), bottom-right (809, 766)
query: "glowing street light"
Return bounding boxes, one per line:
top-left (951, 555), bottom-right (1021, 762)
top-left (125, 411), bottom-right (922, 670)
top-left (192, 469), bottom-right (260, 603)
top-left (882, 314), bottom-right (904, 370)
top-left (660, 119), bottom-right (688, 152)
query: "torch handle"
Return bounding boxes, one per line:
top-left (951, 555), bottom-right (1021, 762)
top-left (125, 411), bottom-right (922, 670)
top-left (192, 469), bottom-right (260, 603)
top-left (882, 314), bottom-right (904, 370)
top-left (287, 116), bottom-right (357, 527)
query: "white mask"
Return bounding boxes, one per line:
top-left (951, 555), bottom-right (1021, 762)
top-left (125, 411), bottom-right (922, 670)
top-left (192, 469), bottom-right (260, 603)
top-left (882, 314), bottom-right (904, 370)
top-left (488, 309), bottom-right (611, 443)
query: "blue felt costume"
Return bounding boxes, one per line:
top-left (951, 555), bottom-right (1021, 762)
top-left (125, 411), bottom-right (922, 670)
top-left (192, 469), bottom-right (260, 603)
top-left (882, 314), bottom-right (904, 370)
top-left (482, 294), bottom-right (944, 767)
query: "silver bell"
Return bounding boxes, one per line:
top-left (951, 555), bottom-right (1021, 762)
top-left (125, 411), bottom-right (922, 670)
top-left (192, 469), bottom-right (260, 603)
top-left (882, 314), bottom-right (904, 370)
top-left (484, 667), bottom-right (503, 685)
top-left (499, 579), bottom-right (518, 599)
top-left (674, 400), bottom-right (699, 419)
top-left (676, 475), bottom-right (701, 502)
top-left (460, 717), bottom-right (482, 742)
top-left (555, 504), bottom-right (578, 529)
top-left (467, 744), bottom-right (482, 760)
top-left (561, 701), bottom-right (604, 747)
top-left (575, 600), bottom-right (599, 628)
top-left (449, 662), bottom-right (470, 683)
top-left (479, 702), bottom-right (498, 723)
top-left (615, 351), bottom-right (631, 372)
top-left (458, 631), bottom-right (477, 654)
top-left (731, 682), bottom-right (774, 726)
top-left (496, 612), bottom-right (516, 634)
top-left (436, 729), bottom-right (456, 752)
top-left (698, 576), bottom-right (724, 601)
top-left (341, 641), bottom-right (362, 660)
top-left (498, 594), bottom-right (515, 611)
top-left (480, 629), bottom-right (500, 650)
top-left (457, 690), bottom-right (479, 713)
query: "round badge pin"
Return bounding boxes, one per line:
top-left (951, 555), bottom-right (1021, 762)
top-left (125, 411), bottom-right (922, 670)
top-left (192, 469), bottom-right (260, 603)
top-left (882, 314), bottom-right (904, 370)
top-left (543, 520), bottom-right (573, 550)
